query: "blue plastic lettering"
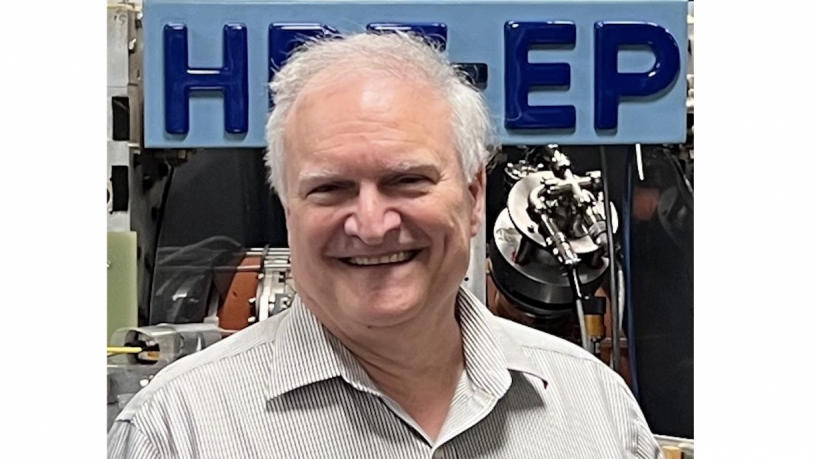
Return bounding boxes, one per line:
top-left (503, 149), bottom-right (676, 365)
top-left (269, 23), bottom-right (338, 96)
top-left (366, 23), bottom-right (448, 50)
top-left (504, 21), bottom-right (576, 130)
top-left (594, 22), bottom-right (681, 130)
top-left (163, 23), bottom-right (248, 134)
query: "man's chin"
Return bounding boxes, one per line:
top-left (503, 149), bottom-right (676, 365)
top-left (340, 289), bottom-right (424, 326)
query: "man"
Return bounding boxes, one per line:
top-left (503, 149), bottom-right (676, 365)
top-left (108, 32), bottom-right (665, 458)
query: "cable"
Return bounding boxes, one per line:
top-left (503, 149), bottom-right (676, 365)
top-left (617, 264), bottom-right (626, 332)
top-left (142, 167), bottom-right (176, 325)
top-left (600, 147), bottom-right (621, 372)
top-left (623, 147), bottom-right (640, 399)
top-left (661, 148), bottom-right (694, 199)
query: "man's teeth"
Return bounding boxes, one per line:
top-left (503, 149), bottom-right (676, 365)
top-left (348, 251), bottom-right (412, 266)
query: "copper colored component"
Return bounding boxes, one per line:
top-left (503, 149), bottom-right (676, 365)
top-left (585, 314), bottom-right (605, 339)
top-left (218, 255), bottom-right (263, 331)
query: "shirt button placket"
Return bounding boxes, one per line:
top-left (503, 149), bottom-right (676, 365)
top-left (431, 447), bottom-right (452, 459)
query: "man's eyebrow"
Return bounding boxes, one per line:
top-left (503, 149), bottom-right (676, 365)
top-left (297, 169), bottom-right (343, 183)
top-left (388, 161), bottom-right (439, 174)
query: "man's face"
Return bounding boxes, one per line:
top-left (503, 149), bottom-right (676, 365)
top-left (282, 70), bottom-right (485, 330)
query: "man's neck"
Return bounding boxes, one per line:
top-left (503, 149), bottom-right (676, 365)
top-left (316, 297), bottom-right (466, 441)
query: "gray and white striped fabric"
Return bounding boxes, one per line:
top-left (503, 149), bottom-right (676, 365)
top-left (108, 288), bottom-right (664, 459)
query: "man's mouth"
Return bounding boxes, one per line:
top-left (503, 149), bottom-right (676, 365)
top-left (340, 250), bottom-right (421, 267)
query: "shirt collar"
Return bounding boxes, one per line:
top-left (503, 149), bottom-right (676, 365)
top-left (267, 287), bottom-right (549, 401)
top-left (267, 295), bottom-right (382, 400)
top-left (456, 287), bottom-right (550, 393)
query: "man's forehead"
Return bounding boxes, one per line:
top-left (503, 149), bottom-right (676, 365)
top-left (299, 159), bottom-right (440, 178)
top-left (300, 70), bottom-right (442, 111)
top-left (284, 71), bottom-right (452, 148)
top-left (304, 62), bottom-right (436, 95)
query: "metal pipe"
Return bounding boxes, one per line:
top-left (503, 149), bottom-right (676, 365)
top-left (568, 268), bottom-right (592, 353)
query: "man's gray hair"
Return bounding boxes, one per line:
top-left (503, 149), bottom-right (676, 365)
top-left (264, 32), bottom-right (495, 204)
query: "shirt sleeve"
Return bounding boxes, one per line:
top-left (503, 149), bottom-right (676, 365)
top-left (108, 421), bottom-right (163, 459)
top-left (615, 376), bottom-right (664, 459)
top-left (633, 406), bottom-right (665, 459)
top-left (596, 362), bottom-right (666, 459)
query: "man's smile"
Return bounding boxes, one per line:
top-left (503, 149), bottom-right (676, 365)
top-left (339, 249), bottom-right (422, 267)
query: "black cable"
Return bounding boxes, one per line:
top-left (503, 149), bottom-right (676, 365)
top-left (660, 147), bottom-right (694, 199)
top-left (146, 167), bottom-right (175, 324)
top-left (600, 146), bottom-right (621, 372)
top-left (623, 147), bottom-right (640, 398)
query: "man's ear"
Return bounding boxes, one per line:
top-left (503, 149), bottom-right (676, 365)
top-left (467, 167), bottom-right (487, 237)
top-left (283, 202), bottom-right (293, 248)
top-left (277, 189), bottom-right (293, 247)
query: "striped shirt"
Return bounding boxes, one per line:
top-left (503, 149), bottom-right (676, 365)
top-left (108, 288), bottom-right (664, 459)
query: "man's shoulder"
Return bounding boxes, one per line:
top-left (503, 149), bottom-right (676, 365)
top-left (491, 315), bottom-right (595, 361)
top-left (488, 313), bottom-right (634, 395)
top-left (488, 313), bottom-right (626, 384)
top-left (114, 309), bottom-right (292, 422)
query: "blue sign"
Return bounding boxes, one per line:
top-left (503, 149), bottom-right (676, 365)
top-left (142, 0), bottom-right (688, 148)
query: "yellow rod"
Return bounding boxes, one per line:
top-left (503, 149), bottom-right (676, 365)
top-left (107, 346), bottom-right (143, 354)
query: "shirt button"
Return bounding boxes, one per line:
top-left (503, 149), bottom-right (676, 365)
top-left (432, 450), bottom-right (445, 459)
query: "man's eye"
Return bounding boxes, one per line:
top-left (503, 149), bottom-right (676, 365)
top-left (310, 183), bottom-right (342, 194)
top-left (395, 175), bottom-right (428, 185)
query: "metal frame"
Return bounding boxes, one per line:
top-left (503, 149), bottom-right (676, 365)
top-left (107, 2), bottom-right (136, 231)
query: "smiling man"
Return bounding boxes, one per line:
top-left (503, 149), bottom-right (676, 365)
top-left (108, 32), bottom-right (665, 459)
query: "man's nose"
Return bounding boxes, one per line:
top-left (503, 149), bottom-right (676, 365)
top-left (344, 186), bottom-right (401, 245)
